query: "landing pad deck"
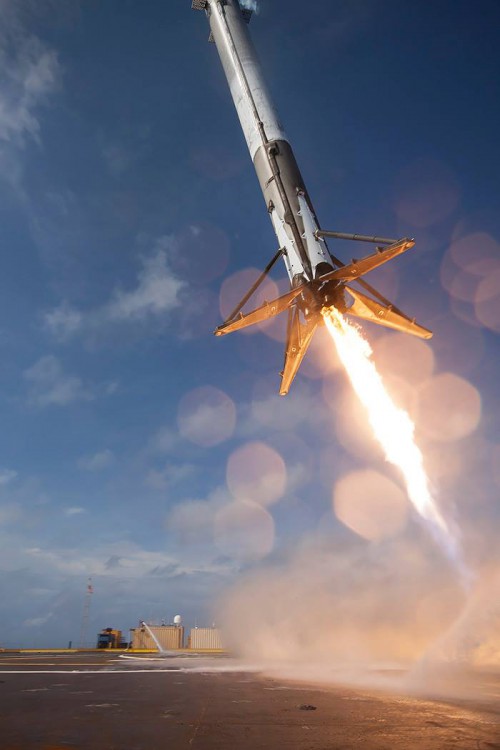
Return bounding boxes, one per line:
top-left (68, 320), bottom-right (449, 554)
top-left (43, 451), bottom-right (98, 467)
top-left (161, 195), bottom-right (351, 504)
top-left (0, 652), bottom-right (499, 749)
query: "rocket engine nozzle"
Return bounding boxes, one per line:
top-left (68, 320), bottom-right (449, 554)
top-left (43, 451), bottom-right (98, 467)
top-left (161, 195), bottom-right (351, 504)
top-left (297, 278), bottom-right (346, 321)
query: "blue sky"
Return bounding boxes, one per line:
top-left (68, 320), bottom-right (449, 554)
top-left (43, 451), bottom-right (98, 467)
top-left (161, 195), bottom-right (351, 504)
top-left (0, 0), bottom-right (499, 651)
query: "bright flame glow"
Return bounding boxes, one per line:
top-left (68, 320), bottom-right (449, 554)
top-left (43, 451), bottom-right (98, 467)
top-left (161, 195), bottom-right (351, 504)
top-left (323, 307), bottom-right (461, 563)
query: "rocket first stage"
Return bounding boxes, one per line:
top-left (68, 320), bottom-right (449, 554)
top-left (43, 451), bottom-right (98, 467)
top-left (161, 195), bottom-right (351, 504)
top-left (192, 0), bottom-right (432, 395)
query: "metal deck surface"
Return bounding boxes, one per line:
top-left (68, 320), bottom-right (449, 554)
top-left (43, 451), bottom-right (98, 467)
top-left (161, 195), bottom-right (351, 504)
top-left (0, 652), bottom-right (499, 749)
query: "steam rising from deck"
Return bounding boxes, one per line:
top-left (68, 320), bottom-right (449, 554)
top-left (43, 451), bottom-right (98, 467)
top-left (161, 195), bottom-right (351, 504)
top-left (323, 307), bottom-right (462, 568)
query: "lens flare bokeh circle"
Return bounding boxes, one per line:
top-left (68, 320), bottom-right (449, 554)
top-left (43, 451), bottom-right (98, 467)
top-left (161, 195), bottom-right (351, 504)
top-left (226, 440), bottom-right (286, 506)
top-left (333, 469), bottom-right (409, 541)
top-left (416, 373), bottom-right (481, 443)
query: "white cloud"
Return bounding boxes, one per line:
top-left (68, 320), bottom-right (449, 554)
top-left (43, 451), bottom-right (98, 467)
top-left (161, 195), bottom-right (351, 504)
top-left (0, 36), bottom-right (60, 145)
top-left (166, 487), bottom-right (230, 544)
top-left (0, 2), bottom-right (61, 192)
top-left (145, 462), bottom-right (195, 491)
top-left (0, 503), bottom-right (22, 524)
top-left (44, 241), bottom-right (186, 341)
top-left (23, 355), bottom-right (91, 407)
top-left (167, 500), bottom-right (217, 543)
top-left (63, 506), bottom-right (85, 516)
top-left (78, 449), bottom-right (114, 472)
top-left (23, 539), bottom-right (225, 580)
top-left (239, 0), bottom-right (259, 11)
top-left (102, 143), bottom-right (133, 177)
top-left (27, 587), bottom-right (56, 597)
top-left (148, 426), bottom-right (177, 455)
top-left (107, 245), bottom-right (183, 321)
top-left (0, 467), bottom-right (17, 485)
top-left (44, 301), bottom-right (83, 342)
top-left (240, 385), bottom-right (333, 437)
top-left (23, 612), bottom-right (53, 628)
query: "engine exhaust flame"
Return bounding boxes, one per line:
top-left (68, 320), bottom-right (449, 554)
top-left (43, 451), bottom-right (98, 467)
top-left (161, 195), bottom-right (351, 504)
top-left (323, 306), bottom-right (464, 571)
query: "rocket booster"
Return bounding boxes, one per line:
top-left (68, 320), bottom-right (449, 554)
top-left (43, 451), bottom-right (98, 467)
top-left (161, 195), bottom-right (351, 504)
top-left (197, 0), bottom-right (333, 286)
top-left (192, 0), bottom-right (432, 395)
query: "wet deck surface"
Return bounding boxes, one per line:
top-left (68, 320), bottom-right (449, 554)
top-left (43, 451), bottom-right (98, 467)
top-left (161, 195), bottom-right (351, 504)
top-left (0, 652), bottom-right (499, 749)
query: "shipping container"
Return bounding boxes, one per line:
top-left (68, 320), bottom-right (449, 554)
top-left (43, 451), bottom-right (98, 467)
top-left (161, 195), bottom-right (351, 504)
top-left (189, 627), bottom-right (223, 650)
top-left (131, 625), bottom-right (184, 650)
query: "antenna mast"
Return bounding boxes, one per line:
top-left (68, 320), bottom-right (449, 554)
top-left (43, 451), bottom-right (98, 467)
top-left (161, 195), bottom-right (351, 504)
top-left (79, 577), bottom-right (93, 648)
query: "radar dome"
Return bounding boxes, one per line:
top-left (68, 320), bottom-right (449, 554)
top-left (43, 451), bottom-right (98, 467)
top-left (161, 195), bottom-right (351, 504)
top-left (173, 614), bottom-right (182, 625)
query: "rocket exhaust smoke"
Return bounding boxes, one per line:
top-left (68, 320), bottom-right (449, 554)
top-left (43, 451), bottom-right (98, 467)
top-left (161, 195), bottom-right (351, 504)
top-left (323, 307), bottom-right (465, 574)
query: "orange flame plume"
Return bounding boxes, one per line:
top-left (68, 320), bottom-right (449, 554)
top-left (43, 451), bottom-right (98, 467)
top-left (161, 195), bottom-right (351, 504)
top-left (323, 306), bottom-right (463, 569)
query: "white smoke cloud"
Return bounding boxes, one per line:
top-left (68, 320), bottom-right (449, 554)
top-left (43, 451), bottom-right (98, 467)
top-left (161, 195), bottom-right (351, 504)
top-left (216, 522), bottom-right (500, 697)
top-left (218, 531), bottom-right (465, 665)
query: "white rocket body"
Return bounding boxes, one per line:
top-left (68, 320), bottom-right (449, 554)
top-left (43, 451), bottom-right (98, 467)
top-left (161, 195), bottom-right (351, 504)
top-left (204, 0), bottom-right (333, 285)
